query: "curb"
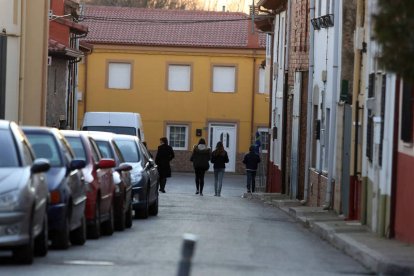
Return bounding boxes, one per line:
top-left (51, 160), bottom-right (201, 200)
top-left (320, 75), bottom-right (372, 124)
top-left (248, 195), bottom-right (414, 276)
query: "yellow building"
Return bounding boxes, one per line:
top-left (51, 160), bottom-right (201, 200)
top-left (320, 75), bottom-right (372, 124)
top-left (78, 6), bottom-right (268, 173)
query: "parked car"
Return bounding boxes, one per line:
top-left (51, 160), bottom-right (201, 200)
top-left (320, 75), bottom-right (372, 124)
top-left (0, 120), bottom-right (50, 264)
top-left (113, 134), bottom-right (159, 219)
top-left (61, 130), bottom-right (117, 238)
top-left (88, 132), bottom-right (133, 231)
top-left (23, 127), bottom-right (87, 249)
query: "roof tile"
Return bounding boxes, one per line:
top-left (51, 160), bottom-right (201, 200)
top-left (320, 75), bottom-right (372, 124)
top-left (82, 6), bottom-right (266, 49)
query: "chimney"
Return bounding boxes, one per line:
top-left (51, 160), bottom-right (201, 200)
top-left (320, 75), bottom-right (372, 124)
top-left (222, 5), bottom-right (226, 12)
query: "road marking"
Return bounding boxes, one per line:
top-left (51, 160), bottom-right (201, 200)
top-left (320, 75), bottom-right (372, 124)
top-left (63, 260), bottom-right (114, 266)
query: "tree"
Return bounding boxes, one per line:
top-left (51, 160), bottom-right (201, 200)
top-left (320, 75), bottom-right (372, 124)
top-left (374, 0), bottom-right (414, 82)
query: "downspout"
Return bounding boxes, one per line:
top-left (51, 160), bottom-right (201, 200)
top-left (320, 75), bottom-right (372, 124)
top-left (304, 0), bottom-right (315, 203)
top-left (266, 30), bottom-right (275, 193)
top-left (18, 0), bottom-right (27, 124)
top-left (251, 56), bottom-right (257, 143)
top-left (281, 4), bottom-right (290, 194)
top-left (325, 0), bottom-right (342, 207)
top-left (41, 0), bottom-right (49, 126)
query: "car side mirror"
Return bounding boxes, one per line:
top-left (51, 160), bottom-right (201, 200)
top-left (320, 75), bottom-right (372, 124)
top-left (31, 158), bottom-right (51, 174)
top-left (115, 163), bottom-right (132, 172)
top-left (70, 159), bottom-right (86, 171)
top-left (97, 158), bottom-right (116, 169)
top-left (144, 161), bottom-right (153, 170)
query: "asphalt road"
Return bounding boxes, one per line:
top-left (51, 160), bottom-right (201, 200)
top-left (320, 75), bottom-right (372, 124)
top-left (0, 173), bottom-right (373, 276)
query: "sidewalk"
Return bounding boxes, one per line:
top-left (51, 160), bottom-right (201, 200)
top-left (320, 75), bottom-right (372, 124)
top-left (244, 193), bottom-right (414, 276)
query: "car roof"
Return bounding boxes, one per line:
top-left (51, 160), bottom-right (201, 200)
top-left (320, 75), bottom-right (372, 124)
top-left (22, 125), bottom-right (59, 134)
top-left (113, 134), bottom-right (140, 141)
top-left (86, 131), bottom-right (115, 140)
top-left (0, 119), bottom-right (11, 130)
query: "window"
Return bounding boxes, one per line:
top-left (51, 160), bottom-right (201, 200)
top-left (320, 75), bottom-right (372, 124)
top-left (257, 128), bottom-right (269, 153)
top-left (212, 66), bottom-right (236, 93)
top-left (107, 62), bottom-right (132, 89)
top-left (168, 64), bottom-right (191, 92)
top-left (258, 68), bottom-right (266, 94)
top-left (366, 110), bottom-right (374, 162)
top-left (401, 81), bottom-right (414, 143)
top-left (0, 35), bottom-right (6, 119)
top-left (167, 125), bottom-right (188, 150)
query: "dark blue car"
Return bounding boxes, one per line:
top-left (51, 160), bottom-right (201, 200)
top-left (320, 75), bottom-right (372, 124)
top-left (23, 127), bottom-right (87, 249)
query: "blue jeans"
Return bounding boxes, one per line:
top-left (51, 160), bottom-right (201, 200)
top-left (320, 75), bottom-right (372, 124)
top-left (214, 168), bottom-right (225, 196)
top-left (246, 170), bottom-right (257, 192)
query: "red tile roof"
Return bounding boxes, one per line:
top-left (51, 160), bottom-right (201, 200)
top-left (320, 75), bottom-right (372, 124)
top-left (82, 6), bottom-right (265, 49)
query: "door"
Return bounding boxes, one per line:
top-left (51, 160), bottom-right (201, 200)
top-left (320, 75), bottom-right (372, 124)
top-left (209, 124), bottom-right (237, 172)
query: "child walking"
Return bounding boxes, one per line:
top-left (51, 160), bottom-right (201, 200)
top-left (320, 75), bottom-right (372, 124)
top-left (242, 145), bottom-right (261, 193)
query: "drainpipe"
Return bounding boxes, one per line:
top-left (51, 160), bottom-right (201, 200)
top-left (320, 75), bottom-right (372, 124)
top-left (325, 0), bottom-right (342, 207)
top-left (304, 0), bottom-right (315, 203)
top-left (18, 0), bottom-right (27, 124)
top-left (251, 56), bottom-right (257, 142)
top-left (266, 31), bottom-right (275, 193)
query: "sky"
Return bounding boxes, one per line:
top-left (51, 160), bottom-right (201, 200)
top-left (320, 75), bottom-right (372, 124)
top-left (202, 0), bottom-right (258, 13)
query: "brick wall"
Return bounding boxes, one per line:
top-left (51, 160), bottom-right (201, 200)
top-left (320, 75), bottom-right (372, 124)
top-left (288, 0), bottom-right (310, 87)
top-left (308, 168), bottom-right (328, 206)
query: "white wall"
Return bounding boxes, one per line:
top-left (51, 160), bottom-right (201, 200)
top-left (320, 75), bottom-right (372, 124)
top-left (0, 0), bottom-right (21, 122)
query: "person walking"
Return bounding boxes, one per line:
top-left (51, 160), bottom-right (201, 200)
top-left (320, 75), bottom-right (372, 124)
top-left (242, 145), bottom-right (261, 193)
top-left (211, 141), bottom-right (229, 197)
top-left (155, 137), bottom-right (175, 193)
top-left (190, 138), bottom-right (211, 196)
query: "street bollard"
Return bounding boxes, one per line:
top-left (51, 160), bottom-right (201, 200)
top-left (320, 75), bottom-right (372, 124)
top-left (177, 233), bottom-right (198, 276)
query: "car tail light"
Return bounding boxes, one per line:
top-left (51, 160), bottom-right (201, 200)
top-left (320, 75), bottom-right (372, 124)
top-left (50, 190), bottom-right (61, 204)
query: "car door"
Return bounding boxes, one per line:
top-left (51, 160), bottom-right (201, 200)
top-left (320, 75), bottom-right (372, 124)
top-left (89, 137), bottom-right (113, 212)
top-left (138, 141), bottom-right (159, 202)
top-left (59, 134), bottom-right (86, 228)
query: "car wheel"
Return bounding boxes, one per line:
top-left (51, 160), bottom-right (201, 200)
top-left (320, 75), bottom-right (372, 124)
top-left (34, 213), bottom-right (48, 257)
top-left (52, 214), bottom-right (70, 249)
top-left (101, 202), bottom-right (114, 236)
top-left (134, 192), bottom-right (149, 219)
top-left (87, 200), bottom-right (101, 239)
top-left (14, 219), bottom-right (34, 264)
top-left (114, 192), bottom-right (126, 231)
top-left (148, 195), bottom-right (159, 216)
top-left (125, 202), bottom-right (133, 228)
top-left (70, 215), bottom-right (86, 246)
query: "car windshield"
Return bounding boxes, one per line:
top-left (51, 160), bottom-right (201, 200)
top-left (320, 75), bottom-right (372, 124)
top-left (82, 126), bottom-right (136, 136)
top-left (114, 140), bottom-right (141, 163)
top-left (65, 137), bottom-right (87, 162)
top-left (95, 141), bottom-right (114, 159)
top-left (0, 129), bottom-right (20, 167)
top-left (25, 133), bottom-right (63, 167)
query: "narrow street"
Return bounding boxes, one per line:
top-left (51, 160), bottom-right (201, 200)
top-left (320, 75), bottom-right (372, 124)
top-left (1, 173), bottom-right (372, 276)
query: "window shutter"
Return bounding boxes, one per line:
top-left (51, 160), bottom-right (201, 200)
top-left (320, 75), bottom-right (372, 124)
top-left (366, 110), bottom-right (374, 162)
top-left (168, 65), bottom-right (191, 91)
top-left (108, 63), bottom-right (131, 89)
top-left (368, 73), bottom-right (375, 98)
top-left (213, 66), bottom-right (236, 93)
top-left (0, 35), bottom-right (6, 119)
top-left (379, 75), bottom-right (386, 166)
top-left (401, 82), bottom-right (414, 143)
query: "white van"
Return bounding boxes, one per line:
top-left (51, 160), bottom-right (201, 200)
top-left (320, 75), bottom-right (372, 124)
top-left (82, 112), bottom-right (145, 141)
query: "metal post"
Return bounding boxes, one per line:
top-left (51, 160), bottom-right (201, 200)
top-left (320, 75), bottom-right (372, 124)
top-left (177, 233), bottom-right (197, 276)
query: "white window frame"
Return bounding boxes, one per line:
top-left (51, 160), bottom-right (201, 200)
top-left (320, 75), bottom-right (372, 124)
top-left (212, 65), bottom-right (237, 93)
top-left (167, 125), bottom-right (189, 150)
top-left (258, 67), bottom-right (266, 94)
top-left (167, 64), bottom-right (192, 92)
top-left (107, 61), bottom-right (132, 90)
top-left (257, 127), bottom-right (269, 153)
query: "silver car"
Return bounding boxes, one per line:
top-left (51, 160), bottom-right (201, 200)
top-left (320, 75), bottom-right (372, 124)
top-left (0, 120), bottom-right (50, 264)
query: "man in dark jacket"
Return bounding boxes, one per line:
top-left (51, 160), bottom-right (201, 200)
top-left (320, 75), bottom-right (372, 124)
top-left (242, 145), bottom-right (261, 193)
top-left (155, 137), bottom-right (175, 193)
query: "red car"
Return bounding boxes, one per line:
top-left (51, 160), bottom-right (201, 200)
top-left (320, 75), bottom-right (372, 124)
top-left (61, 130), bottom-right (117, 238)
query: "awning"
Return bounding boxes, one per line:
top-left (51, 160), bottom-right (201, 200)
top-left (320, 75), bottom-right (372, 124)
top-left (48, 39), bottom-right (84, 59)
top-left (257, 0), bottom-right (287, 10)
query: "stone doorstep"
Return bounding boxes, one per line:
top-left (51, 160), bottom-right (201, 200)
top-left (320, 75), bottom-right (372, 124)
top-left (270, 199), bottom-right (302, 208)
top-left (288, 206), bottom-right (334, 217)
top-left (333, 233), bottom-right (414, 276)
